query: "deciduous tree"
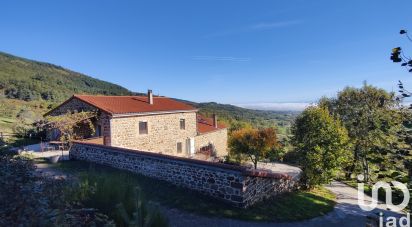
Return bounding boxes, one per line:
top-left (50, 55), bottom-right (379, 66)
top-left (319, 84), bottom-right (404, 182)
top-left (292, 107), bottom-right (351, 188)
top-left (229, 128), bottom-right (279, 169)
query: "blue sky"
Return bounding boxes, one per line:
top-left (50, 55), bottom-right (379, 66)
top-left (1, 0), bottom-right (412, 109)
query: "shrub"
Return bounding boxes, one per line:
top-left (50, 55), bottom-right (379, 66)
top-left (0, 155), bottom-right (114, 226)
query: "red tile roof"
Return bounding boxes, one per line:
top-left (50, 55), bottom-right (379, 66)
top-left (197, 115), bottom-right (226, 134)
top-left (72, 95), bottom-right (197, 115)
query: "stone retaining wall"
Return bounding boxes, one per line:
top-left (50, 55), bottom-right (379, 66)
top-left (69, 142), bottom-right (300, 208)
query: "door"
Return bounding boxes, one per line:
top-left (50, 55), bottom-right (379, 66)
top-left (186, 137), bottom-right (195, 156)
top-left (96, 125), bottom-right (102, 137)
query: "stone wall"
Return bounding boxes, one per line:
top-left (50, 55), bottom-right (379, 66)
top-left (70, 142), bottom-right (299, 208)
top-left (243, 175), bottom-right (299, 207)
top-left (195, 129), bottom-right (228, 157)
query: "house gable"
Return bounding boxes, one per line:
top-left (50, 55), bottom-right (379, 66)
top-left (45, 96), bottom-right (99, 117)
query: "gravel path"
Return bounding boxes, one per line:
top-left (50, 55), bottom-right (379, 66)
top-left (160, 181), bottom-right (406, 227)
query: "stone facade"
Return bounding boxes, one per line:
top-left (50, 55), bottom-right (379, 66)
top-left (47, 97), bottom-right (97, 116)
top-left (70, 142), bottom-right (299, 208)
top-left (110, 112), bottom-right (198, 156)
top-left (195, 129), bottom-right (228, 157)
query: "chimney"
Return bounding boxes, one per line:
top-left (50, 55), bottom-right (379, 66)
top-left (212, 114), bottom-right (218, 128)
top-left (148, 89), bottom-right (153, 105)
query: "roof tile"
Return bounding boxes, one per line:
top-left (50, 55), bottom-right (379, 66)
top-left (73, 95), bottom-right (197, 114)
top-left (197, 115), bottom-right (226, 134)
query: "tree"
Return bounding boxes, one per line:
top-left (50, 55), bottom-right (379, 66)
top-left (12, 108), bottom-right (39, 137)
top-left (319, 84), bottom-right (404, 182)
top-left (391, 29), bottom-right (412, 74)
top-left (391, 29), bottom-right (412, 107)
top-left (292, 107), bottom-right (351, 188)
top-left (391, 29), bottom-right (412, 210)
top-left (229, 128), bottom-right (279, 169)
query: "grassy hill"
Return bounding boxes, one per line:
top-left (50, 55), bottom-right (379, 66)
top-left (0, 51), bottom-right (297, 143)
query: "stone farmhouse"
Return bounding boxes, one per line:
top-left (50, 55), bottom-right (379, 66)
top-left (46, 90), bottom-right (228, 158)
top-left (46, 90), bottom-right (300, 207)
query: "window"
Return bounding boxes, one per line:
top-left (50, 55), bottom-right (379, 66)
top-left (177, 142), bottom-right (182, 153)
top-left (180, 119), bottom-right (186, 130)
top-left (139, 121), bottom-right (148, 134)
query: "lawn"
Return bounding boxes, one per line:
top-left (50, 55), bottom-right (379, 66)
top-left (0, 137), bottom-right (40, 153)
top-left (51, 160), bottom-right (336, 222)
top-left (0, 115), bottom-right (40, 152)
top-left (0, 116), bottom-right (15, 134)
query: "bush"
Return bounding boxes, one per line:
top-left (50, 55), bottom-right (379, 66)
top-left (282, 150), bottom-right (302, 165)
top-left (0, 155), bottom-right (114, 226)
top-left (266, 147), bottom-right (287, 162)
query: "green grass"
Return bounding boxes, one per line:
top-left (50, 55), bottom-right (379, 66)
top-left (0, 137), bottom-right (40, 153)
top-left (51, 160), bottom-right (336, 222)
top-left (0, 116), bottom-right (15, 124)
top-left (0, 116), bottom-right (15, 134)
top-left (5, 137), bottom-right (40, 148)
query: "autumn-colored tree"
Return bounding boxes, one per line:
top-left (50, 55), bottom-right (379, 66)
top-left (43, 111), bottom-right (96, 143)
top-left (229, 128), bottom-right (279, 169)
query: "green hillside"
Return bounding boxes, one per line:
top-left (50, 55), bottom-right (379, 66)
top-left (0, 51), bottom-right (132, 102)
top-left (0, 51), bottom-right (297, 143)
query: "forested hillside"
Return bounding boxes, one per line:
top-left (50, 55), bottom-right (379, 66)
top-left (0, 52), bottom-right (132, 102)
top-left (194, 102), bottom-right (297, 137)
